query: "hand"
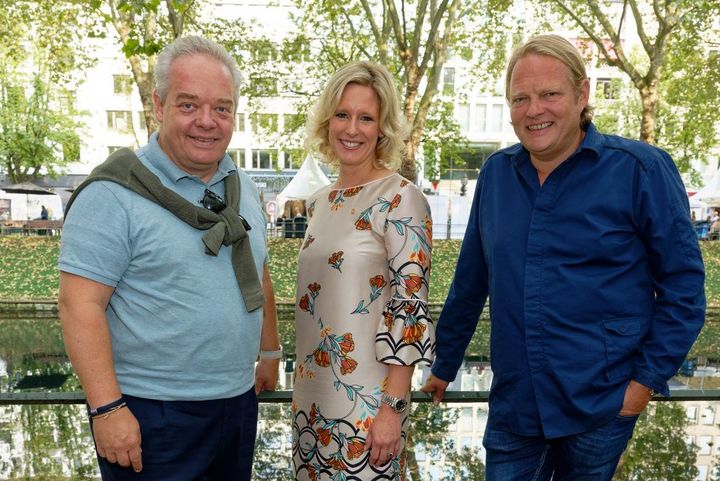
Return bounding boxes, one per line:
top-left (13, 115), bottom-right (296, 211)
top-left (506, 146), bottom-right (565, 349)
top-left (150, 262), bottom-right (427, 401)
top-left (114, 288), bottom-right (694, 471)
top-left (255, 358), bottom-right (280, 394)
top-left (420, 374), bottom-right (449, 405)
top-left (619, 380), bottom-right (654, 416)
top-left (365, 405), bottom-right (402, 466)
top-left (92, 407), bottom-right (142, 472)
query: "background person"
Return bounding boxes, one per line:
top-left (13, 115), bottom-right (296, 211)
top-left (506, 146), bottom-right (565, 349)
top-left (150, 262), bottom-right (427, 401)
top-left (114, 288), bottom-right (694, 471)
top-left (292, 61), bottom-right (435, 480)
top-left (422, 34), bottom-right (705, 480)
top-left (58, 36), bottom-right (280, 481)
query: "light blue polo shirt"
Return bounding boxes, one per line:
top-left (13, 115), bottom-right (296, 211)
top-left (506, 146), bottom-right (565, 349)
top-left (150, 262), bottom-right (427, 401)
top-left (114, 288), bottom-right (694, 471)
top-left (59, 133), bottom-right (267, 400)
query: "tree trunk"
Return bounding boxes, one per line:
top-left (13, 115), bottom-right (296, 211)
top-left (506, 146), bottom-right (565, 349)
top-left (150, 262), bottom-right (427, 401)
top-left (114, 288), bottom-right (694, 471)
top-left (638, 82), bottom-right (658, 144)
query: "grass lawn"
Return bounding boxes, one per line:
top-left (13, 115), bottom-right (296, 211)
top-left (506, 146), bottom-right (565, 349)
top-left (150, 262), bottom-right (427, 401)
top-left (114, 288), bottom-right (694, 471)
top-left (0, 236), bottom-right (463, 303)
top-left (3, 235), bottom-right (720, 304)
top-left (2, 236), bottom-right (720, 359)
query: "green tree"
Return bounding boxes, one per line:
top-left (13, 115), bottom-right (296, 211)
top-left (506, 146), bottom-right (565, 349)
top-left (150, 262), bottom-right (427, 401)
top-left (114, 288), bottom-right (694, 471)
top-left (537, 0), bottom-right (720, 172)
top-left (231, 0), bottom-right (513, 182)
top-left (613, 402), bottom-right (697, 481)
top-left (0, 0), bottom-right (88, 183)
top-left (89, 0), bottom-right (201, 138)
top-left (422, 99), bottom-right (467, 183)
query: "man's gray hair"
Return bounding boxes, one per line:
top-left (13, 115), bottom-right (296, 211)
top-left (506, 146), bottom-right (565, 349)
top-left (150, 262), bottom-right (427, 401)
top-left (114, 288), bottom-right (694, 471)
top-left (155, 35), bottom-right (242, 107)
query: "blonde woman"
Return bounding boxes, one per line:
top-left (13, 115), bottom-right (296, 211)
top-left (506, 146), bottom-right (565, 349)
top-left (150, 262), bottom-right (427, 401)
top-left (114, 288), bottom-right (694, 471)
top-left (292, 61), bottom-right (435, 480)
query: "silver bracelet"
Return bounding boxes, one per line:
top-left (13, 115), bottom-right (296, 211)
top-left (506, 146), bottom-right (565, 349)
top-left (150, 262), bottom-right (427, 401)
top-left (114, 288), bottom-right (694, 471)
top-left (259, 345), bottom-right (283, 359)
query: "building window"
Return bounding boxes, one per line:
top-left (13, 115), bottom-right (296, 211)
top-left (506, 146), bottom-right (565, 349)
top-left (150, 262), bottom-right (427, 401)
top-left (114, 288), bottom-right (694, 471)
top-left (456, 104), bottom-right (469, 132)
top-left (107, 110), bottom-right (133, 133)
top-left (284, 149), bottom-right (303, 170)
top-left (687, 406), bottom-right (699, 423)
top-left (235, 113), bottom-right (246, 133)
top-left (474, 104), bottom-right (487, 133)
top-left (489, 104), bottom-right (503, 133)
top-left (702, 406), bottom-right (715, 425)
top-left (113, 75), bottom-right (133, 95)
top-left (443, 67), bottom-right (455, 94)
top-left (699, 435), bottom-right (713, 455)
top-left (227, 149), bottom-right (244, 166)
top-left (696, 465), bottom-right (708, 481)
top-left (461, 407), bottom-right (472, 432)
top-left (596, 78), bottom-right (621, 100)
top-left (251, 113), bottom-right (278, 135)
top-left (252, 149), bottom-right (275, 170)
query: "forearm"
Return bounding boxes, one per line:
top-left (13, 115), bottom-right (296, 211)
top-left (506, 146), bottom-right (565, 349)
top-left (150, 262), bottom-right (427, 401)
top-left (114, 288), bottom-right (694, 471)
top-left (260, 264), bottom-right (280, 351)
top-left (383, 365), bottom-right (414, 398)
top-left (59, 274), bottom-right (120, 408)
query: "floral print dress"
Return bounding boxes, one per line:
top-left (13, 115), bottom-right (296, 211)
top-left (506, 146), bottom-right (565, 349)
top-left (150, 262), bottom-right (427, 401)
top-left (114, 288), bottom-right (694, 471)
top-left (292, 173), bottom-right (435, 481)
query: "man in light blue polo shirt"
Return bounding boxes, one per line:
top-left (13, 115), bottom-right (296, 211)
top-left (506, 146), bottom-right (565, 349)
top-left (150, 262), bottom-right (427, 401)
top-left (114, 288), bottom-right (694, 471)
top-left (58, 36), bottom-right (281, 480)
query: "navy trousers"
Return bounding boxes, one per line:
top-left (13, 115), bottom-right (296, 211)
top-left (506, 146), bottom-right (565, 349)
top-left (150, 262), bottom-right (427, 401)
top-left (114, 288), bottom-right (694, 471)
top-left (93, 388), bottom-right (258, 481)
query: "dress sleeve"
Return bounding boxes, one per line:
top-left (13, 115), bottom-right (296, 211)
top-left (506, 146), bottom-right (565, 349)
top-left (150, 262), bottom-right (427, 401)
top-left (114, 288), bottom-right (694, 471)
top-left (375, 181), bottom-right (435, 366)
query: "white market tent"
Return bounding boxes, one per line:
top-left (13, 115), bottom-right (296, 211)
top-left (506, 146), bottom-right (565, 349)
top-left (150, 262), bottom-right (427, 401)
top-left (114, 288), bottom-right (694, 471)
top-left (695, 169), bottom-right (720, 207)
top-left (276, 156), bottom-right (331, 215)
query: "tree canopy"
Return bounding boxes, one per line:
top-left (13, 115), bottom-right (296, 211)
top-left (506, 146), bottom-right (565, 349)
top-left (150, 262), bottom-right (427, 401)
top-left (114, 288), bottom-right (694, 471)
top-left (536, 0), bottom-right (720, 176)
top-left (0, 0), bottom-right (88, 183)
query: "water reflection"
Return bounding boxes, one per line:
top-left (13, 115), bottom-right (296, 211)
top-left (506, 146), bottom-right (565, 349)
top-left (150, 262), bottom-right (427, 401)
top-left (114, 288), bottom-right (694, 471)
top-left (2, 315), bottom-right (719, 480)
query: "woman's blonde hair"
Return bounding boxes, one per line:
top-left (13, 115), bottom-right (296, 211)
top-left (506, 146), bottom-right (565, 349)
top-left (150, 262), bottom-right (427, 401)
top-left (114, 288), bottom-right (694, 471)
top-left (505, 34), bottom-right (594, 129)
top-left (306, 61), bottom-right (409, 169)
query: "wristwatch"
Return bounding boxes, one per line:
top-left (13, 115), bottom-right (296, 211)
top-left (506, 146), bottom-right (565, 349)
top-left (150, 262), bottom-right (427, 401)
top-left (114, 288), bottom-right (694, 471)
top-left (381, 393), bottom-right (408, 414)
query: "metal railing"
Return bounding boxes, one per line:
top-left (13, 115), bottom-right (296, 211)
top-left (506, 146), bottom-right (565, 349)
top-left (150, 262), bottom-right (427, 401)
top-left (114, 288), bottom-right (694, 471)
top-left (4, 389), bottom-right (720, 405)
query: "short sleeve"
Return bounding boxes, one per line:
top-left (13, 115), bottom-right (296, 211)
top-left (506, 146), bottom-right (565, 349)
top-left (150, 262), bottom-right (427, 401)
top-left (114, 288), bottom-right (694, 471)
top-left (375, 181), bottom-right (435, 366)
top-left (58, 181), bottom-right (132, 287)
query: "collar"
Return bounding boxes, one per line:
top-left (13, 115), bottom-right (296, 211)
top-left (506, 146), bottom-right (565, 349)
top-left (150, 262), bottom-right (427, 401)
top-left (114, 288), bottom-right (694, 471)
top-left (509, 122), bottom-right (602, 169)
top-left (143, 132), bottom-right (237, 185)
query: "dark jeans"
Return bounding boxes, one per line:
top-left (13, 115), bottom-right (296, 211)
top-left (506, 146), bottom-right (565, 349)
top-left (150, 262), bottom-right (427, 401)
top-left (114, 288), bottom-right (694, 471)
top-left (483, 414), bottom-right (639, 481)
top-left (93, 388), bottom-right (258, 481)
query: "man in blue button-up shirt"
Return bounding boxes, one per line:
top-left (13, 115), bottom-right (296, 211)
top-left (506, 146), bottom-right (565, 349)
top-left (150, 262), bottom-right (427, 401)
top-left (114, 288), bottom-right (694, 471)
top-left (422, 34), bottom-right (705, 480)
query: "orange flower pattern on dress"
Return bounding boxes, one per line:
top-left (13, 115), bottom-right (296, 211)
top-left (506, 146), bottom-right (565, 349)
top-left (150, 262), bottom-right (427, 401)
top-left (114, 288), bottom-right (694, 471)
top-left (388, 194), bottom-right (401, 212)
top-left (294, 175), bottom-right (432, 480)
top-left (403, 273), bottom-right (424, 296)
top-left (346, 438), bottom-right (365, 459)
top-left (351, 274), bottom-right (387, 314)
top-left (302, 234), bottom-right (315, 250)
top-left (316, 426), bottom-right (332, 446)
top-left (328, 186), bottom-right (365, 211)
top-left (328, 251), bottom-right (344, 272)
top-left (403, 318), bottom-right (427, 344)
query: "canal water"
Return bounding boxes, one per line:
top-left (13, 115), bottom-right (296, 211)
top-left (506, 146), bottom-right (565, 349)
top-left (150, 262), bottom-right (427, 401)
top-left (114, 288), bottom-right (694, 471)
top-left (2, 312), bottom-right (717, 480)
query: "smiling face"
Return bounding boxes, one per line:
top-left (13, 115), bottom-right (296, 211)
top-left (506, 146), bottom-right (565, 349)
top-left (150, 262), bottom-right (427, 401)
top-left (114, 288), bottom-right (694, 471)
top-left (153, 53), bottom-right (235, 182)
top-left (509, 53), bottom-right (589, 171)
top-left (328, 83), bottom-right (382, 172)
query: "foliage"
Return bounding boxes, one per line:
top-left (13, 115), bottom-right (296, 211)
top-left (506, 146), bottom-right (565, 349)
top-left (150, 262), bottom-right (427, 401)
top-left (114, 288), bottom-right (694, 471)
top-left (254, 404), bottom-right (293, 478)
top-left (536, 0), bottom-right (720, 174)
top-left (0, 75), bottom-right (82, 183)
top-left (422, 100), bottom-right (468, 182)
top-left (233, 0), bottom-right (514, 182)
top-left (86, 0), bottom-right (203, 138)
top-left (613, 402), bottom-right (697, 481)
top-left (0, 0), bottom-right (89, 183)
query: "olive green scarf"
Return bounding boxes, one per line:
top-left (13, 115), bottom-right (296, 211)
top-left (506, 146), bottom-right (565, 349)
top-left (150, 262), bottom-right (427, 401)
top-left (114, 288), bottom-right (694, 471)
top-left (65, 148), bottom-right (264, 312)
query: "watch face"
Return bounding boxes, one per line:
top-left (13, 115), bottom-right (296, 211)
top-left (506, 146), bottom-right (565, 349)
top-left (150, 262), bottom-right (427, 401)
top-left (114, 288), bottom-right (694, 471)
top-left (395, 399), bottom-right (408, 412)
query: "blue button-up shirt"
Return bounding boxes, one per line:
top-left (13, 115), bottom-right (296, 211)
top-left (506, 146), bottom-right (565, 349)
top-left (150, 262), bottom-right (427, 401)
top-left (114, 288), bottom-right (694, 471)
top-left (432, 124), bottom-right (705, 438)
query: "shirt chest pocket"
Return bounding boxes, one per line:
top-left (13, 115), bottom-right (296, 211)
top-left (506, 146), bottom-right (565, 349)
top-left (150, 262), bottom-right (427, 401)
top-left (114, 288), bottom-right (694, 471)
top-left (602, 317), bottom-right (645, 381)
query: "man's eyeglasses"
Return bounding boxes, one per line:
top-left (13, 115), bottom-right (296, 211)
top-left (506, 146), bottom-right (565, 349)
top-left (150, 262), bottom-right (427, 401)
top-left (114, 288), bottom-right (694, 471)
top-left (200, 189), bottom-right (251, 231)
